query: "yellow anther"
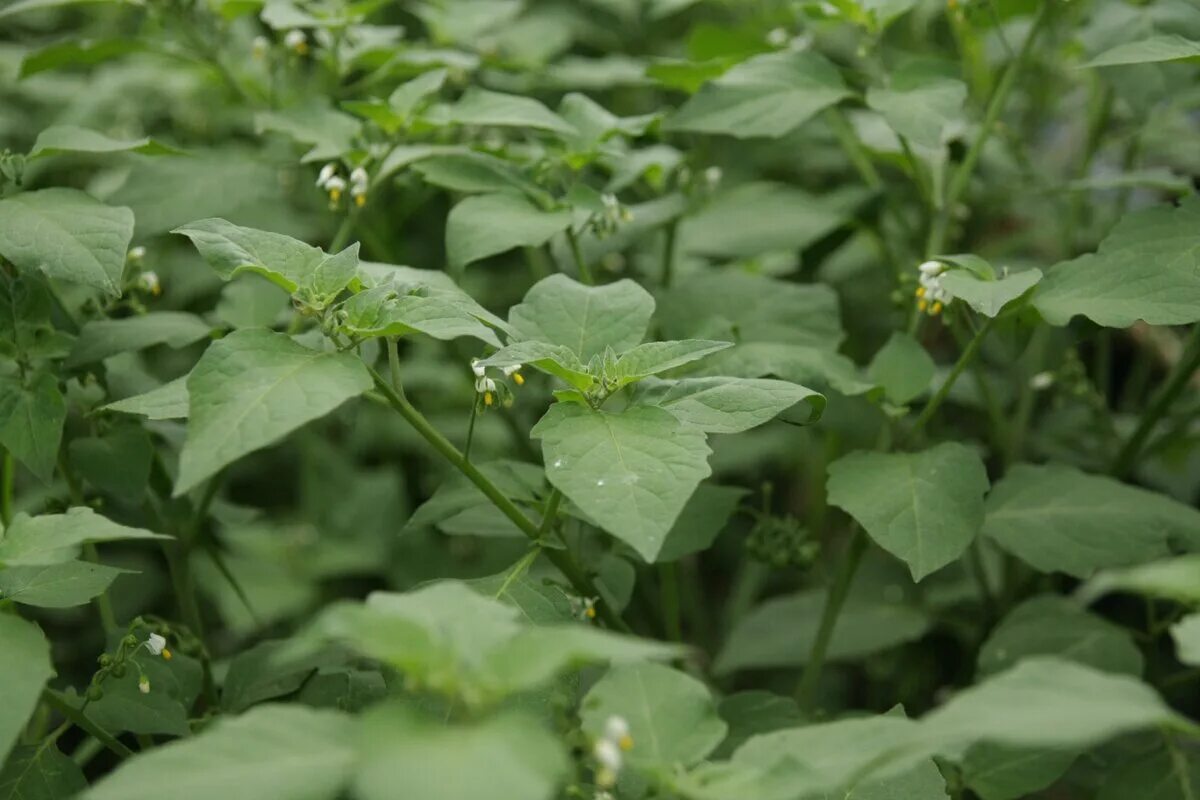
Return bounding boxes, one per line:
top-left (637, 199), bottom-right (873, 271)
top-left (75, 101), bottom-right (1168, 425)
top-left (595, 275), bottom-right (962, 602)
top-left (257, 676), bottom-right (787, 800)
top-left (931, 301), bottom-right (943, 315)
top-left (918, 299), bottom-right (928, 313)
top-left (294, 41), bottom-right (308, 55)
top-left (484, 391), bottom-right (494, 406)
top-left (354, 194), bottom-right (366, 208)
top-left (618, 734), bottom-right (634, 751)
top-left (585, 605), bottom-right (596, 619)
top-left (329, 187), bottom-right (342, 203)
top-left (161, 648), bottom-right (172, 660)
top-left (915, 286), bottom-right (926, 298)
top-left (513, 372), bottom-right (524, 386)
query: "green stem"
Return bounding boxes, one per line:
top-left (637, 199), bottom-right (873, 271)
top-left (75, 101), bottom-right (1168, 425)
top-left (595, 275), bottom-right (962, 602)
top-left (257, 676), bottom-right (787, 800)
top-left (796, 527), bottom-right (868, 709)
top-left (659, 562), bottom-right (683, 642)
top-left (927, 3), bottom-right (1050, 255)
top-left (42, 690), bottom-right (133, 759)
top-left (538, 488), bottom-right (563, 537)
top-left (368, 367), bottom-right (628, 631)
top-left (463, 404), bottom-right (479, 462)
top-left (1004, 326), bottom-right (1048, 469)
top-left (329, 214), bottom-right (356, 253)
top-left (1, 448), bottom-right (13, 526)
top-left (825, 108), bottom-right (883, 190)
top-left (565, 227), bottom-right (593, 285)
top-left (661, 220), bottom-right (679, 289)
top-left (1111, 325), bottom-right (1200, 478)
top-left (1165, 729), bottom-right (1197, 800)
top-left (906, 316), bottom-right (997, 445)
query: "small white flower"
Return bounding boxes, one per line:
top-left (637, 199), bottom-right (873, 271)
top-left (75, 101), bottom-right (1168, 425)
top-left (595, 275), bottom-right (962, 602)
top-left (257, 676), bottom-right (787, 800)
top-left (704, 165), bottom-right (722, 187)
top-left (471, 358), bottom-right (486, 378)
top-left (138, 676), bottom-right (151, 694)
top-left (316, 163), bottom-right (337, 188)
top-left (128, 245), bottom-right (146, 264)
top-left (594, 738), bottom-right (622, 772)
top-left (602, 193), bottom-right (619, 211)
top-left (145, 633), bottom-right (167, 656)
top-left (350, 166), bottom-right (369, 188)
top-left (252, 35), bottom-right (270, 58)
top-left (502, 364), bottom-right (521, 377)
top-left (766, 27), bottom-right (789, 47)
top-left (604, 716), bottom-right (630, 743)
top-left (324, 175), bottom-right (346, 203)
top-left (915, 261), bottom-right (952, 314)
top-left (918, 260), bottom-right (943, 276)
top-left (284, 29), bottom-right (308, 54)
top-left (138, 271), bottom-right (161, 296)
top-left (475, 376), bottom-right (496, 394)
top-left (1030, 371), bottom-right (1055, 391)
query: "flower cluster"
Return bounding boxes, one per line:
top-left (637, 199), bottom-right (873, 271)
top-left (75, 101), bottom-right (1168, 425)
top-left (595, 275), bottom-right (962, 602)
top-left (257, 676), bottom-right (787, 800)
top-left (316, 164), bottom-right (369, 208)
top-left (470, 359), bottom-right (523, 408)
top-left (593, 715), bottom-right (634, 789)
top-left (916, 260), bottom-right (952, 316)
top-left (284, 29), bottom-right (308, 56)
top-left (85, 627), bottom-right (172, 703)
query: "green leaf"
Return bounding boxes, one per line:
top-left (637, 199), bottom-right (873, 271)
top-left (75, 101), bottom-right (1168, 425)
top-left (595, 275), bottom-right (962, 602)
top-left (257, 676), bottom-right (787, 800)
top-left (65, 312), bottom-right (212, 367)
top-left (0, 0), bottom-right (139, 21)
top-left (533, 403), bottom-right (712, 561)
top-left (714, 691), bottom-right (806, 759)
top-left (445, 88), bottom-right (577, 135)
top-left (1082, 34), bottom-right (1200, 68)
top-left (411, 152), bottom-right (546, 200)
top-left (666, 51), bottom-right (850, 138)
top-left (0, 508), bottom-right (166, 567)
top-left (866, 63), bottom-right (966, 150)
top-left (656, 484), bottom-right (749, 562)
top-left (1034, 197), bottom-right (1200, 327)
top-left (84, 648), bottom-right (203, 737)
top-left (612, 340), bottom-right (732, 385)
top-left (977, 595), bottom-right (1143, 678)
top-left (0, 743), bottom-right (88, 800)
top-left (340, 283), bottom-right (501, 346)
top-left (580, 663), bottom-right (727, 768)
top-left (827, 444), bottom-right (990, 581)
top-left (638, 377), bottom-right (825, 432)
top-left (389, 68), bottom-right (448, 120)
top-left (695, 342), bottom-right (875, 397)
top-left (175, 330), bottom-right (371, 495)
top-left (0, 561), bottom-right (131, 608)
top-left (1172, 614), bottom-right (1200, 666)
top-left (679, 183), bottom-right (864, 260)
top-left (79, 705), bottom-right (355, 800)
top-left (477, 341), bottom-right (594, 391)
top-left (69, 425), bottom-right (154, 501)
top-left (30, 124), bottom-right (180, 158)
top-left (940, 268), bottom-right (1042, 318)
top-left (222, 640), bottom-right (351, 713)
top-left (1077, 555), bottom-right (1200, 606)
top-left (1096, 745), bottom-right (1200, 800)
top-left (0, 371), bottom-right (65, 481)
top-left (173, 219), bottom-right (359, 307)
top-left (0, 616), bottom-right (52, 763)
top-left (867, 332), bottom-right (934, 405)
top-left (255, 103), bottom-right (361, 163)
top-left (0, 188), bottom-right (133, 297)
top-left (714, 588), bottom-right (931, 674)
top-left (445, 194), bottom-right (572, 268)
top-left (19, 38), bottom-right (141, 78)
top-left (404, 461), bottom-right (544, 538)
top-left (104, 376), bottom-right (189, 420)
top-left (509, 274), bottom-right (655, 361)
top-left (357, 262), bottom-right (510, 331)
top-left (960, 742), bottom-right (1077, 800)
top-left (355, 709), bottom-right (568, 800)
top-left (982, 464), bottom-right (1200, 578)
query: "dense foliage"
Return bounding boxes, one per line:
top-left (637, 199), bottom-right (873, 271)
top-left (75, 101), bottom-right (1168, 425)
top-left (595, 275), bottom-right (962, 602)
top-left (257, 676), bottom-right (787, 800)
top-left (2, 0), bottom-right (1200, 797)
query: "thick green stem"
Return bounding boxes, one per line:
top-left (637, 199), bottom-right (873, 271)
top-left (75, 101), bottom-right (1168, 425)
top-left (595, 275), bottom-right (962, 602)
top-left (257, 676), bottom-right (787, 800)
top-left (565, 227), bottom-right (593, 285)
top-left (906, 316), bottom-right (997, 445)
top-left (927, 4), bottom-right (1050, 255)
top-left (825, 108), bottom-right (882, 190)
top-left (660, 220), bottom-right (678, 290)
top-left (42, 689), bottom-right (133, 759)
top-left (368, 367), bottom-right (628, 631)
top-left (659, 562), bottom-right (683, 642)
top-left (329, 214), bottom-right (356, 253)
top-left (538, 488), bottom-right (563, 537)
top-left (1, 448), bottom-right (13, 526)
top-left (796, 527), bottom-right (868, 708)
top-left (1111, 325), bottom-right (1200, 478)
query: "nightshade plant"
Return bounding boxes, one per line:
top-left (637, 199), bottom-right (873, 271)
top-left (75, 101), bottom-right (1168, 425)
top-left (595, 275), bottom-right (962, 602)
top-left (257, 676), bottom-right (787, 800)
top-left (2, 0), bottom-right (1200, 798)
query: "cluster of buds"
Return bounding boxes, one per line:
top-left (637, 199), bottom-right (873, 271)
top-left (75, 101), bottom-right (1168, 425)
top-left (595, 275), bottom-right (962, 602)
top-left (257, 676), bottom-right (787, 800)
top-left (745, 513), bottom-right (820, 570)
top-left (284, 29), bottom-right (308, 56)
top-left (569, 594), bottom-right (598, 621)
top-left (593, 716), bottom-right (634, 789)
top-left (470, 359), bottom-right (524, 409)
top-left (916, 260), bottom-right (952, 316)
top-left (84, 626), bottom-right (173, 704)
top-left (590, 193), bottom-right (634, 237)
top-left (675, 164), bottom-right (722, 197)
top-left (127, 247), bottom-right (161, 297)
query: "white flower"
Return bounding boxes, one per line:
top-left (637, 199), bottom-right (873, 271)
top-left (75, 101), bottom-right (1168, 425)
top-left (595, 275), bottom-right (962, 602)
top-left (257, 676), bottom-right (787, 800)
top-left (704, 166), bottom-right (722, 187)
top-left (350, 166), bottom-right (369, 188)
top-left (501, 364), bottom-right (525, 386)
top-left (918, 260), bottom-right (943, 276)
top-left (605, 716), bottom-right (631, 744)
top-left (471, 358), bottom-right (486, 378)
top-left (324, 175), bottom-right (346, 203)
top-left (138, 676), bottom-right (151, 694)
top-left (128, 245), bottom-right (146, 264)
top-left (316, 163), bottom-right (337, 188)
top-left (766, 27), bottom-right (789, 47)
top-left (1030, 371), bottom-right (1054, 391)
top-left (594, 738), bottom-right (622, 772)
top-left (145, 633), bottom-right (167, 656)
top-left (475, 376), bottom-right (496, 394)
top-left (138, 271), bottom-right (161, 296)
top-left (284, 29), bottom-right (308, 54)
top-left (252, 35), bottom-right (270, 58)
top-left (915, 261), bottom-right (952, 315)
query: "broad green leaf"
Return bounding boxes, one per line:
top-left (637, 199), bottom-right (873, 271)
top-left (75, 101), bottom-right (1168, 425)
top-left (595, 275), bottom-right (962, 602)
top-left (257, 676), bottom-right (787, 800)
top-left (667, 51), bottom-right (850, 138)
top-left (0, 371), bottom-right (65, 481)
top-left (659, 271), bottom-right (842, 350)
top-left (680, 183), bottom-right (864, 260)
top-left (79, 705), bottom-right (355, 800)
top-left (867, 332), bottom-right (934, 405)
top-left (0, 561), bottom-right (131, 608)
top-left (255, 104), bottom-right (361, 163)
top-left (0, 188), bottom-right (133, 297)
top-left (69, 425), bottom-right (153, 501)
top-left (695, 342), bottom-right (876, 397)
top-left (445, 88), bottom-right (577, 135)
top-left (532, 403), bottom-right (712, 561)
top-left (173, 219), bottom-right (359, 307)
top-left (389, 68), bottom-right (448, 120)
top-left (1082, 34), bottom-right (1200, 68)
top-left (467, 572), bottom-right (574, 624)
top-left (866, 63), bottom-right (966, 149)
top-left (65, 312), bottom-right (212, 367)
top-left (0, 0), bottom-right (139, 20)
top-left (1097, 745), bottom-right (1200, 800)
top-left (613, 340), bottom-right (732, 385)
top-left (1172, 614), bottom-right (1200, 666)
top-left (355, 709), bottom-right (568, 800)
top-left (477, 341), bottom-right (594, 391)
top-left (1035, 197), bottom-right (1200, 326)
top-left (656, 484), bottom-right (749, 562)
top-left (340, 283), bottom-right (500, 346)
top-left (1077, 555), bottom-right (1200, 606)
top-left (557, 92), bottom-right (657, 150)
top-left (0, 615), bottom-right (53, 764)
top-left (222, 640), bottom-right (351, 713)
top-left (714, 588), bottom-right (931, 674)
top-left (827, 444), bottom-right (990, 581)
top-left (104, 377), bottom-right (189, 420)
top-left (175, 330), bottom-right (372, 495)
top-left (714, 692), bottom-right (806, 759)
top-left (215, 275), bottom-right (290, 329)
top-left (356, 262), bottom-right (510, 332)
top-left (84, 648), bottom-right (203, 737)
top-left (960, 742), bottom-right (1077, 800)
top-left (445, 194), bottom-right (572, 268)
top-left (411, 152), bottom-right (546, 200)
top-left (509, 274), bottom-right (655, 361)
top-left (0, 743), bottom-right (88, 799)
top-left (977, 595), bottom-right (1143, 678)
top-left (30, 125), bottom-right (180, 158)
top-left (404, 461), bottom-right (544, 537)
top-left (580, 663), bottom-right (727, 768)
top-left (0, 272), bottom-right (66, 361)
top-left (982, 464), bottom-right (1200, 577)
top-left (0, 508), bottom-right (166, 567)
top-left (639, 377), bottom-right (825, 432)
top-left (940, 268), bottom-right (1042, 318)
top-left (19, 38), bottom-right (141, 78)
